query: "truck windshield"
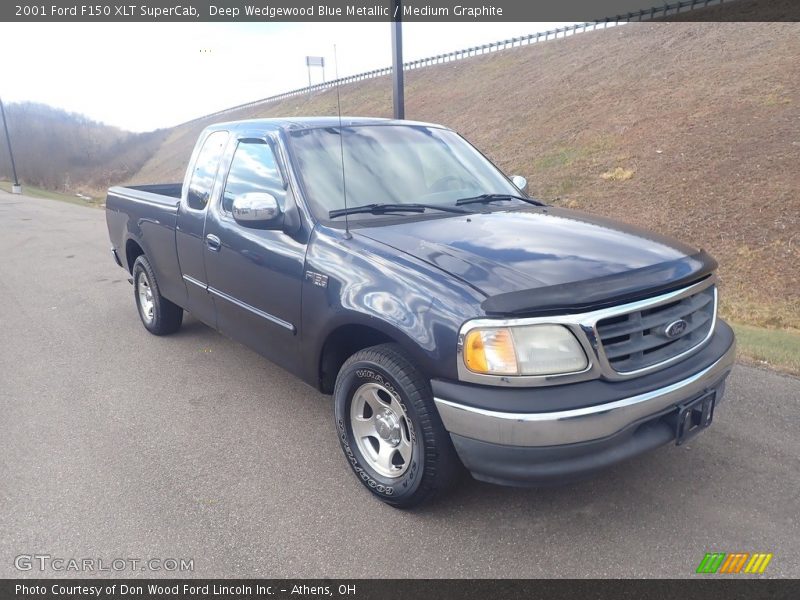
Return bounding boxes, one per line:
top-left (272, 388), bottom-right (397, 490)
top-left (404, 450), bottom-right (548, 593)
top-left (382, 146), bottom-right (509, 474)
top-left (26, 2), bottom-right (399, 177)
top-left (287, 125), bottom-right (523, 222)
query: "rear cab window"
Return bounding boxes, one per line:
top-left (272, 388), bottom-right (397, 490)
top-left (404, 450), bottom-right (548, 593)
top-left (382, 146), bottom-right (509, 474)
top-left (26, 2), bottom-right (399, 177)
top-left (186, 130), bottom-right (228, 210)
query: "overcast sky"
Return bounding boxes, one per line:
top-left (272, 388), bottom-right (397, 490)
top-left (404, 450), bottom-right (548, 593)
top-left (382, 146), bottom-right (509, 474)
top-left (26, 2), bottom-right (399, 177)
top-left (0, 22), bottom-right (574, 132)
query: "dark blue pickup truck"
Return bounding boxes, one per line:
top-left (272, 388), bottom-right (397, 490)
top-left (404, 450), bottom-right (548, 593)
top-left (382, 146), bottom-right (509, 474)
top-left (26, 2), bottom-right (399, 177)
top-left (106, 117), bottom-right (735, 507)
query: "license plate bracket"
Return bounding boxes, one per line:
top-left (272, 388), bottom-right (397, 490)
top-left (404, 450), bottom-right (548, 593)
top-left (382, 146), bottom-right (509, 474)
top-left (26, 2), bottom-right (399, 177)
top-left (674, 390), bottom-right (716, 446)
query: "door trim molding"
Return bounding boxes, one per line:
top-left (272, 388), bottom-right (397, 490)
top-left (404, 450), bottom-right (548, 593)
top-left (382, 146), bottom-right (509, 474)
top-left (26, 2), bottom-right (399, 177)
top-left (208, 286), bottom-right (296, 333)
top-left (182, 274), bottom-right (207, 289)
top-left (182, 274), bottom-right (295, 333)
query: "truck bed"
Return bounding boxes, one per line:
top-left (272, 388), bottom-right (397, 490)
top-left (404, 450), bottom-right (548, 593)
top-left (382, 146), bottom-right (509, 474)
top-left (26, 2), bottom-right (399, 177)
top-left (108, 183), bottom-right (182, 207)
top-left (105, 184), bottom-right (184, 298)
top-left (127, 183), bottom-right (182, 199)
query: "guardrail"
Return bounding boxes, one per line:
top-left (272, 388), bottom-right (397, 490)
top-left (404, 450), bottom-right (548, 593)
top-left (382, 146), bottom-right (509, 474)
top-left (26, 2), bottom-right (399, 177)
top-left (183, 0), bottom-right (731, 125)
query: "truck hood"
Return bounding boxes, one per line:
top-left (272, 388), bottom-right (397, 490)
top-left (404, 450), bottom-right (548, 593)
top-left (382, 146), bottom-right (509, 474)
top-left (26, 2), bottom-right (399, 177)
top-left (356, 206), bottom-right (715, 315)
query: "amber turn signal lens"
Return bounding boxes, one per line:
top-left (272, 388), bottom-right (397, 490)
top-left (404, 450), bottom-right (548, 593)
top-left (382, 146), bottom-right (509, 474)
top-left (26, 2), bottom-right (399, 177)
top-left (464, 330), bottom-right (488, 373)
top-left (463, 328), bottom-right (518, 375)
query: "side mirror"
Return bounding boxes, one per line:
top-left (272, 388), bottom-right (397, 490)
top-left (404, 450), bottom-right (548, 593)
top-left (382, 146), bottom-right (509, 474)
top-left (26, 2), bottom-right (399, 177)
top-left (232, 192), bottom-right (283, 229)
top-left (511, 175), bottom-right (528, 194)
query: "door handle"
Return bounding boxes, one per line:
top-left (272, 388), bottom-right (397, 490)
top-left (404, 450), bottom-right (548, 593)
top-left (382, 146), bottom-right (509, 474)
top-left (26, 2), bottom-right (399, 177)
top-left (205, 234), bottom-right (222, 252)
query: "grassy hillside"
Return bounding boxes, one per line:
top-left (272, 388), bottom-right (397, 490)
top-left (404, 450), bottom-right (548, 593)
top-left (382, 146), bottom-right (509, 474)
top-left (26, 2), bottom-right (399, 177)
top-left (131, 22), bottom-right (799, 330)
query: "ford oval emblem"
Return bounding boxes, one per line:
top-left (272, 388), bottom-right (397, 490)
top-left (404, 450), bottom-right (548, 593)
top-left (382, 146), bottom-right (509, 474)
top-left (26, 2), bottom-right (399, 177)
top-left (664, 319), bottom-right (688, 338)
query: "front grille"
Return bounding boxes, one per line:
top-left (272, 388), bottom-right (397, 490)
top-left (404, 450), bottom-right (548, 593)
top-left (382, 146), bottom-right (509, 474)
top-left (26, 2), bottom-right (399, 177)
top-left (596, 283), bottom-right (716, 373)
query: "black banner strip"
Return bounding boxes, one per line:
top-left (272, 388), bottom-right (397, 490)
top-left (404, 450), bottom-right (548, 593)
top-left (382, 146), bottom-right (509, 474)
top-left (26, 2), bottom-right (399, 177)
top-left (3, 579), bottom-right (800, 600)
top-left (3, 0), bottom-right (800, 22)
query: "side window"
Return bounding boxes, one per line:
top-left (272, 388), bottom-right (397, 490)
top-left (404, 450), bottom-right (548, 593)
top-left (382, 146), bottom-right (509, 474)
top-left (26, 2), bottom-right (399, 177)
top-left (187, 130), bottom-right (228, 210)
top-left (222, 140), bottom-right (285, 214)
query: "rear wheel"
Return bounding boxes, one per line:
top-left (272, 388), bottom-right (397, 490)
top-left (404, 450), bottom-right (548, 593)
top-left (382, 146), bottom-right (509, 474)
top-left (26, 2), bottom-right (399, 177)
top-left (333, 343), bottom-right (462, 508)
top-left (132, 255), bottom-right (183, 335)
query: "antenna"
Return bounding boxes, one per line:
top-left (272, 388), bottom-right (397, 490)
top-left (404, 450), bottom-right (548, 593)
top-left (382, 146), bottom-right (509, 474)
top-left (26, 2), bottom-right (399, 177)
top-left (333, 44), bottom-right (351, 239)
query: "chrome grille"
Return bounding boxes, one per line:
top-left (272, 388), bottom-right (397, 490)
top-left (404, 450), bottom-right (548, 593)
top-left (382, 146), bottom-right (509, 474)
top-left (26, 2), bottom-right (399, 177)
top-left (596, 283), bottom-right (716, 373)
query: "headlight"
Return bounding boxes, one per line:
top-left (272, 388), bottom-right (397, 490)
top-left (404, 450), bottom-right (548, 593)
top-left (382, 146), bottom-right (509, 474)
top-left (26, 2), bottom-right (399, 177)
top-left (463, 324), bottom-right (588, 376)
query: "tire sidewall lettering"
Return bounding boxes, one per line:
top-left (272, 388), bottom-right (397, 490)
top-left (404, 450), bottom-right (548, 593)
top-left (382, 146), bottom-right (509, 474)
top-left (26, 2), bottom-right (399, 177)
top-left (337, 417), bottom-right (394, 496)
top-left (336, 366), bottom-right (422, 499)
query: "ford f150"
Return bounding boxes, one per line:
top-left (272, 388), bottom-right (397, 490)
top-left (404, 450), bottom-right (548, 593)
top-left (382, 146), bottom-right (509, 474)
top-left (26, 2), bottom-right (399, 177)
top-left (106, 118), bottom-right (736, 507)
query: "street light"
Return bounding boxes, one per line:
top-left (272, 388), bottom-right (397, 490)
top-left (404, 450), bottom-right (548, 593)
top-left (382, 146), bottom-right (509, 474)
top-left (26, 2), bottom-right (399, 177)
top-left (391, 0), bottom-right (405, 120)
top-left (0, 96), bottom-right (21, 194)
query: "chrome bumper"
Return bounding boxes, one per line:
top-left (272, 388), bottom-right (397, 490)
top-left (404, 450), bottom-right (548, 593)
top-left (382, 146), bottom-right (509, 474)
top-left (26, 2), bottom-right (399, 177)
top-left (434, 338), bottom-right (736, 447)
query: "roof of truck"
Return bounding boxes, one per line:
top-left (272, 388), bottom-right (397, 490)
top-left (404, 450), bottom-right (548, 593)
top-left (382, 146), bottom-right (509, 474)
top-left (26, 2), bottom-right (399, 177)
top-left (206, 116), bottom-right (447, 132)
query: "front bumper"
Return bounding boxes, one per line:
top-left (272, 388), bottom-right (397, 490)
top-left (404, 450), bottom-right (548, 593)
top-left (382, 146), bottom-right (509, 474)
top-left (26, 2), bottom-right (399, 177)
top-left (433, 320), bottom-right (736, 486)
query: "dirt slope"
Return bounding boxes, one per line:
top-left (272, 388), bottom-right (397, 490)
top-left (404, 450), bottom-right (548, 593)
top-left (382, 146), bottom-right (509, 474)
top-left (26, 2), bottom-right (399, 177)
top-left (131, 22), bottom-right (800, 328)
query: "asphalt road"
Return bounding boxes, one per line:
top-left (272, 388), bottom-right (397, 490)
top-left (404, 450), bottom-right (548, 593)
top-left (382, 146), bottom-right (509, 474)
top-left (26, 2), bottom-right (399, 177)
top-left (1, 192), bottom-right (798, 579)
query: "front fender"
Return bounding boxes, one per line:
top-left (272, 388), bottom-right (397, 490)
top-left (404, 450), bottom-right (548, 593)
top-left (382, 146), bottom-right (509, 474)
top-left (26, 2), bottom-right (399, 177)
top-left (301, 225), bottom-right (485, 385)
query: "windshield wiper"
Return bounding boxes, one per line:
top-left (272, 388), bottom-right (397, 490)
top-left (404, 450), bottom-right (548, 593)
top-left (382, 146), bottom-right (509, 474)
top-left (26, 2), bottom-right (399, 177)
top-left (329, 203), bottom-right (470, 219)
top-left (455, 193), bottom-right (545, 207)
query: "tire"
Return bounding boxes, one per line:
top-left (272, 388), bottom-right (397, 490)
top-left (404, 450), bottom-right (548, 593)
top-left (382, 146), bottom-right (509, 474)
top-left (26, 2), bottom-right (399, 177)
top-left (333, 343), bottom-right (462, 508)
top-left (132, 255), bottom-right (183, 336)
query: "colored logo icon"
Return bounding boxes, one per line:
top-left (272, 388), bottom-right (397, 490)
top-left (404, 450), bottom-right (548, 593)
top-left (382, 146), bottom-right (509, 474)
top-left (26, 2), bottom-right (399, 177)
top-left (696, 552), bottom-right (773, 574)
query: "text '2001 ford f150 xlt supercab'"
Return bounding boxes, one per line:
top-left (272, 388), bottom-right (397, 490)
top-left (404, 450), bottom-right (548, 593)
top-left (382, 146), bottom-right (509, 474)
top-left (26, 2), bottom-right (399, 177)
top-left (106, 117), bottom-right (736, 507)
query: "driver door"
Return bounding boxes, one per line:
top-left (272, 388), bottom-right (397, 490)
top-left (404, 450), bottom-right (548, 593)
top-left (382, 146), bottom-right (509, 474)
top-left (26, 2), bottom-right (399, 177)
top-left (202, 136), bottom-right (306, 373)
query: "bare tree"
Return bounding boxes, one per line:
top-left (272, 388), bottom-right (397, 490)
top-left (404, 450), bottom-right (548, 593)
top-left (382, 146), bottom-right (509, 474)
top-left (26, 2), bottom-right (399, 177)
top-left (0, 102), bottom-right (166, 195)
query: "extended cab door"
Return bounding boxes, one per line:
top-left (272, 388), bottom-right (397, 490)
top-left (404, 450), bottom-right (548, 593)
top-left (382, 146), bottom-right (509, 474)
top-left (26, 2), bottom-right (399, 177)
top-left (175, 129), bottom-right (229, 328)
top-left (202, 134), bottom-right (307, 374)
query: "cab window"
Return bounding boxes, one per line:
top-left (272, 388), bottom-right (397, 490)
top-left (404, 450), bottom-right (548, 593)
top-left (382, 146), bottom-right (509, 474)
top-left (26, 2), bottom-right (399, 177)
top-left (186, 130), bottom-right (228, 210)
top-left (222, 140), bottom-right (285, 214)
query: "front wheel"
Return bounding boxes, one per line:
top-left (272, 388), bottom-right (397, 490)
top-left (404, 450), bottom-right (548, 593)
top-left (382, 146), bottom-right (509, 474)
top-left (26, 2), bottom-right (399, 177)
top-left (132, 255), bottom-right (183, 335)
top-left (333, 343), bottom-right (462, 508)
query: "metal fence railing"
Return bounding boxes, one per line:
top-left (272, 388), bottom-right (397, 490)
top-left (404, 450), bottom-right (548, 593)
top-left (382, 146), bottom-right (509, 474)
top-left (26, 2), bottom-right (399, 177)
top-left (183, 0), bottom-right (730, 126)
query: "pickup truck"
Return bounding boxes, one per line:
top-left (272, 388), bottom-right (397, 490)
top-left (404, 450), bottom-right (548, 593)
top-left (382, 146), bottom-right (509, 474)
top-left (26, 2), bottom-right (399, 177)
top-left (106, 117), bottom-right (736, 507)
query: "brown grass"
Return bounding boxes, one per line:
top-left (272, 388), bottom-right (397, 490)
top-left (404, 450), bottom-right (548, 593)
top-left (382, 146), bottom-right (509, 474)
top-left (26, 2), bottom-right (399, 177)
top-left (600, 167), bottom-right (634, 181)
top-left (130, 22), bottom-right (800, 329)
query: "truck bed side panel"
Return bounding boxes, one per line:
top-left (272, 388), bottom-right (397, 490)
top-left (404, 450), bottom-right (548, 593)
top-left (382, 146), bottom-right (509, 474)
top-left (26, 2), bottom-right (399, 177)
top-left (105, 186), bottom-right (186, 307)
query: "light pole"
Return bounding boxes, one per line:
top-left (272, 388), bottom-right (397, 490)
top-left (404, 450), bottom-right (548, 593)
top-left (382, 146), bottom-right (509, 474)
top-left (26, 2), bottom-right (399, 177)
top-left (0, 96), bottom-right (21, 194)
top-left (391, 0), bottom-right (405, 120)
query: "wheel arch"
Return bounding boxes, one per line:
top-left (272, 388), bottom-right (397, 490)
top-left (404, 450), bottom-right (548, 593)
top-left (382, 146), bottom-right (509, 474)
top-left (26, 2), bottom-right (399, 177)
top-left (316, 321), bottom-right (426, 394)
top-left (125, 238), bottom-right (145, 273)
